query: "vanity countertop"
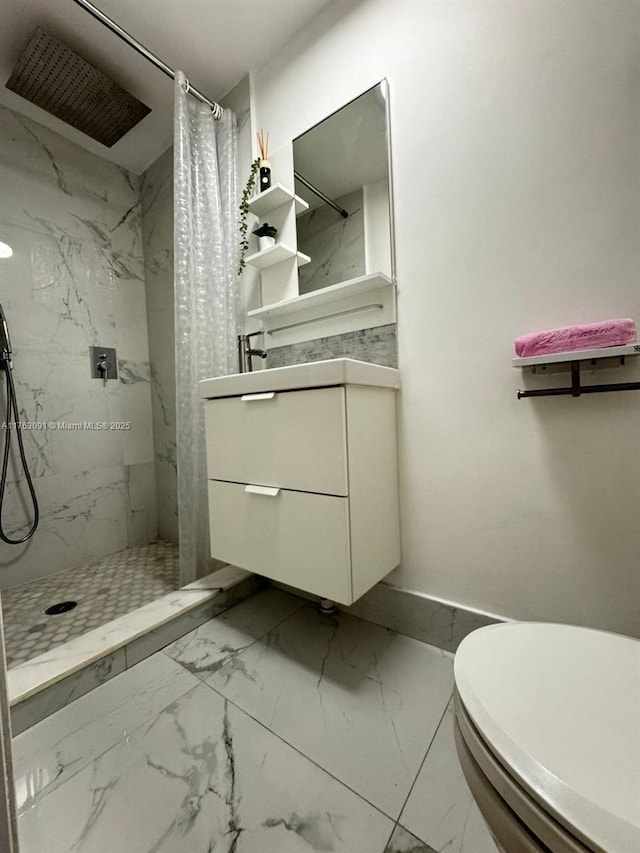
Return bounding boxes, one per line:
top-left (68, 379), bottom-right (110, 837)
top-left (199, 358), bottom-right (399, 399)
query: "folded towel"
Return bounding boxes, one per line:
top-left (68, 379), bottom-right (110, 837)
top-left (515, 318), bottom-right (636, 358)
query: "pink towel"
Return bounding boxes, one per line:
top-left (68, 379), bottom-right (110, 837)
top-left (515, 318), bottom-right (636, 358)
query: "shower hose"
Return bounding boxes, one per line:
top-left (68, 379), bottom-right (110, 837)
top-left (0, 361), bottom-right (39, 544)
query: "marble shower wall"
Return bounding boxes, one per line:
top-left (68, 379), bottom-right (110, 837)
top-left (139, 149), bottom-right (177, 543)
top-left (0, 104), bottom-right (157, 589)
top-left (297, 188), bottom-right (365, 293)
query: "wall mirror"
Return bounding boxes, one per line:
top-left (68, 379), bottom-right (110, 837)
top-left (292, 80), bottom-right (395, 295)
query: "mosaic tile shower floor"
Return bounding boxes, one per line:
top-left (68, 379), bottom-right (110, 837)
top-left (1, 541), bottom-right (180, 667)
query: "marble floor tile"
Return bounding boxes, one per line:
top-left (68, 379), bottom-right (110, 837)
top-left (162, 588), bottom-right (304, 679)
top-left (124, 573), bottom-right (264, 667)
top-left (399, 702), bottom-right (498, 853)
top-left (17, 682), bottom-right (395, 853)
top-left (12, 653), bottom-right (200, 810)
top-left (385, 825), bottom-right (437, 853)
top-left (206, 605), bottom-right (454, 818)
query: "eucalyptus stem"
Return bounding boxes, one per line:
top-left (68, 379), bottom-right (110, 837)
top-left (237, 157), bottom-right (261, 276)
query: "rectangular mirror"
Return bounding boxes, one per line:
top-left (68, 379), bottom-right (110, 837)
top-left (293, 81), bottom-right (395, 295)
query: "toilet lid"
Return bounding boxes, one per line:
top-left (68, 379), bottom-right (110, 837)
top-left (454, 622), bottom-right (640, 853)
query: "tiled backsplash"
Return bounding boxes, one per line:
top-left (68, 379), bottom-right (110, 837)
top-left (266, 324), bottom-right (397, 369)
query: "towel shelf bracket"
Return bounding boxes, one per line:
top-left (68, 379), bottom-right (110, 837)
top-left (517, 357), bottom-right (640, 399)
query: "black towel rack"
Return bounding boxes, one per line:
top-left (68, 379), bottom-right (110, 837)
top-left (513, 344), bottom-right (640, 399)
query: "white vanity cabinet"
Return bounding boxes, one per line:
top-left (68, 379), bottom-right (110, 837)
top-left (200, 359), bottom-right (400, 605)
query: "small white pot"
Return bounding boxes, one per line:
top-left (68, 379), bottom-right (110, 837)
top-left (259, 235), bottom-right (276, 250)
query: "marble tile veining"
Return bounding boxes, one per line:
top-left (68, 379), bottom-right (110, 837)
top-left (10, 651), bottom-right (126, 737)
top-left (2, 541), bottom-right (179, 667)
top-left (12, 653), bottom-right (199, 810)
top-left (206, 604), bottom-right (454, 817)
top-left (123, 570), bottom-right (265, 668)
top-left (1, 467), bottom-right (130, 589)
top-left (140, 147), bottom-right (178, 544)
top-left (13, 587), bottom-right (496, 852)
top-left (0, 102), bottom-right (157, 587)
top-left (162, 587), bottom-right (304, 679)
top-left (17, 682), bottom-right (394, 853)
top-left (385, 825), bottom-right (438, 853)
top-left (124, 461), bottom-right (158, 547)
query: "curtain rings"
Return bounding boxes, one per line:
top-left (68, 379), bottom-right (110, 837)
top-left (180, 72), bottom-right (223, 120)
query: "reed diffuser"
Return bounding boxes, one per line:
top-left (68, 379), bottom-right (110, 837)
top-left (257, 129), bottom-right (271, 193)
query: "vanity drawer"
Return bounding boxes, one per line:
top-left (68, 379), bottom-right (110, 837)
top-left (208, 480), bottom-right (352, 603)
top-left (205, 387), bottom-right (348, 496)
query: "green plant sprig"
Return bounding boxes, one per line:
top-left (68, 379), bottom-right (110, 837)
top-left (237, 157), bottom-right (261, 276)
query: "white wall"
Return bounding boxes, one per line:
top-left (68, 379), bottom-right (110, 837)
top-left (254, 0), bottom-right (640, 635)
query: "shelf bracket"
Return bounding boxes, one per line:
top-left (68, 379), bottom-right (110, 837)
top-left (570, 361), bottom-right (580, 397)
top-left (518, 356), bottom-right (640, 399)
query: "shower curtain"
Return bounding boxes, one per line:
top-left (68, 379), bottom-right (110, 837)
top-left (174, 71), bottom-right (240, 583)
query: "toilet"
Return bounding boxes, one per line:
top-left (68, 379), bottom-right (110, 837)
top-left (453, 622), bottom-right (640, 853)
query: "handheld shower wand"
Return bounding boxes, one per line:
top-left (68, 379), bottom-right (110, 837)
top-left (0, 304), bottom-right (12, 369)
top-left (0, 304), bottom-right (39, 544)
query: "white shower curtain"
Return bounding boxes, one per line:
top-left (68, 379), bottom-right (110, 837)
top-left (174, 71), bottom-right (240, 583)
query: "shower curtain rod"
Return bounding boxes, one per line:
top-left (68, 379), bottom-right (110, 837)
top-left (294, 170), bottom-right (349, 218)
top-left (70, 0), bottom-right (223, 118)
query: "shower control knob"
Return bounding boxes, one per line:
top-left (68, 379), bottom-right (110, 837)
top-left (97, 354), bottom-right (107, 377)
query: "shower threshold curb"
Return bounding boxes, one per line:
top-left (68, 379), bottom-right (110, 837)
top-left (7, 565), bottom-right (264, 734)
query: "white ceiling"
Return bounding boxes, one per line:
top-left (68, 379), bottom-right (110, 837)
top-left (0, 0), bottom-right (335, 174)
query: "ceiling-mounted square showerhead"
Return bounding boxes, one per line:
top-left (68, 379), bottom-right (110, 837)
top-left (5, 27), bottom-right (151, 147)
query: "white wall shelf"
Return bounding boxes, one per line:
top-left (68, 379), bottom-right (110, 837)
top-left (513, 343), bottom-right (640, 399)
top-left (247, 272), bottom-right (396, 348)
top-left (512, 343), bottom-right (640, 368)
top-left (248, 272), bottom-right (394, 320)
top-left (248, 184), bottom-right (309, 217)
top-left (245, 243), bottom-right (311, 270)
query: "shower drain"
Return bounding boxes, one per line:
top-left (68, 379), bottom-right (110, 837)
top-left (44, 601), bottom-right (78, 616)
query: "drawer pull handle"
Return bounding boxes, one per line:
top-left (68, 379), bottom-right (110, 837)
top-left (241, 392), bottom-right (275, 402)
top-left (245, 485), bottom-right (280, 497)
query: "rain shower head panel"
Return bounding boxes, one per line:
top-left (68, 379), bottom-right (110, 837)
top-left (5, 27), bottom-right (151, 147)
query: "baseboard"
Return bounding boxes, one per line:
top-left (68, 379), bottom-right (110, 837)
top-left (343, 583), bottom-right (504, 652)
top-left (271, 579), bottom-right (503, 653)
